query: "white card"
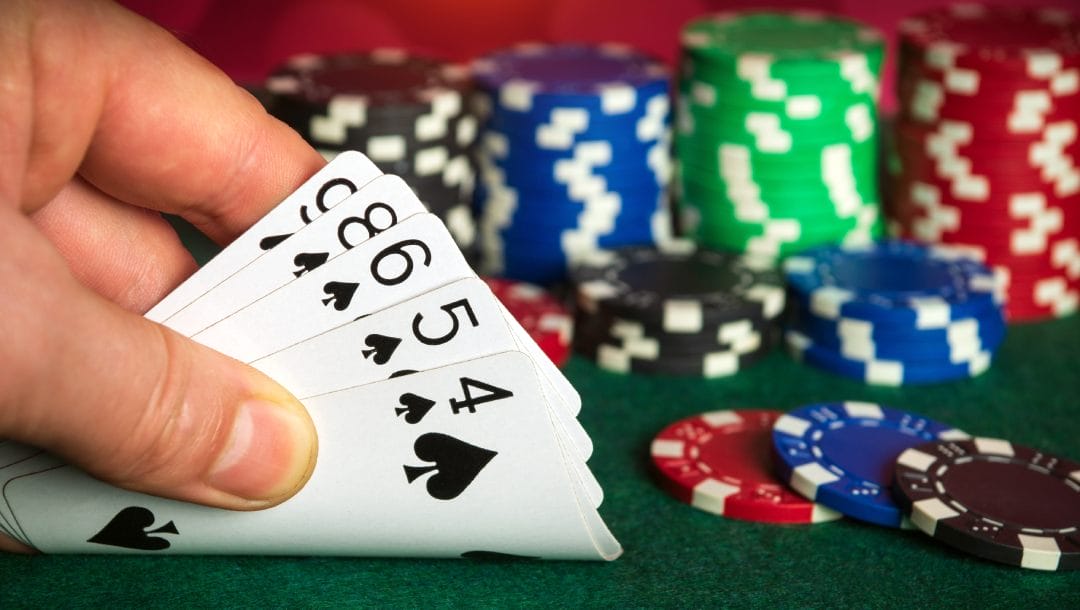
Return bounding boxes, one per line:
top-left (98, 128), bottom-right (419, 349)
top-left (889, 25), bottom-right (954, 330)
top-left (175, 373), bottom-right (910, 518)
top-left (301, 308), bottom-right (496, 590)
top-left (145, 151), bottom-right (381, 322)
top-left (0, 450), bottom-right (64, 545)
top-left (248, 276), bottom-right (599, 503)
top-left (163, 174), bottom-right (426, 336)
top-left (191, 213), bottom-right (474, 362)
top-left (3, 353), bottom-right (622, 560)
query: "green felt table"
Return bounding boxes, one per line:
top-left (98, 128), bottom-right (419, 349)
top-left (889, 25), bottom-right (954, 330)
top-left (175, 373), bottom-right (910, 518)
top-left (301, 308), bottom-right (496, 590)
top-left (2, 222), bottom-right (1079, 607)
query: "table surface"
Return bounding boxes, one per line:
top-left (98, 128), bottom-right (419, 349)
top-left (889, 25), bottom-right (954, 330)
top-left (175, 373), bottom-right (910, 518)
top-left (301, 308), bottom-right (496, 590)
top-left (2, 222), bottom-right (1079, 607)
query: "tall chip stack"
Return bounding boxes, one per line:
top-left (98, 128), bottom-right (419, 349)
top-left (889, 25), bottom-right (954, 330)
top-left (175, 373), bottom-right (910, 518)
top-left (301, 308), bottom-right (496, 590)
top-left (266, 50), bottom-right (479, 255)
top-left (890, 4), bottom-right (1080, 322)
top-left (675, 11), bottom-right (886, 259)
top-left (471, 43), bottom-right (673, 285)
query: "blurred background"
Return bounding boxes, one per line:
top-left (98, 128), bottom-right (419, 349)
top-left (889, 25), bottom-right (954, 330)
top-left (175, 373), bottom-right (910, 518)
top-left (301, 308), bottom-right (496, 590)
top-left (119, 0), bottom-right (1075, 112)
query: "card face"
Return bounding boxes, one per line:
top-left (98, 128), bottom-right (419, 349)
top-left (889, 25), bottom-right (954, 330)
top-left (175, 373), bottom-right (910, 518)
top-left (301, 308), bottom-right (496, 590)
top-left (146, 151), bottom-right (381, 322)
top-left (191, 213), bottom-right (474, 363)
top-left (249, 276), bottom-right (594, 464)
top-left (4, 353), bottom-right (621, 560)
top-left (0, 450), bottom-right (64, 545)
top-left (163, 174), bottom-right (426, 336)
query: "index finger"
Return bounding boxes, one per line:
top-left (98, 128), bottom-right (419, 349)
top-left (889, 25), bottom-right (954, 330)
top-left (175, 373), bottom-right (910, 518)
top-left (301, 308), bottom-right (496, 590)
top-left (5, 0), bottom-right (325, 244)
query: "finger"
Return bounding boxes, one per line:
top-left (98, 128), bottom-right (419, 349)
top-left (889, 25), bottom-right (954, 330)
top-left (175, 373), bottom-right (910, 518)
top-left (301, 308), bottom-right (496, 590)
top-left (0, 534), bottom-right (34, 554)
top-left (0, 208), bottom-right (318, 510)
top-left (31, 176), bottom-right (198, 313)
top-left (6, 0), bottom-right (324, 244)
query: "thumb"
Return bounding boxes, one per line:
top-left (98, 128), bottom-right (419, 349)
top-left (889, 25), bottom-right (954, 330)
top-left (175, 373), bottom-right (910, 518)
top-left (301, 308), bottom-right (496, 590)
top-left (0, 216), bottom-right (318, 512)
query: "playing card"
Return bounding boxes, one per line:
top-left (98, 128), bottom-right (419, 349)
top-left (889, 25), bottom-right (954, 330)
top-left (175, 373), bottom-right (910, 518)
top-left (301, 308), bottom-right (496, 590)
top-left (145, 151), bottom-right (381, 322)
top-left (163, 174), bottom-right (425, 336)
top-left (3, 353), bottom-right (622, 560)
top-left (0, 450), bottom-right (64, 546)
top-left (0, 440), bottom-right (38, 470)
top-left (191, 213), bottom-right (474, 362)
top-left (248, 277), bottom-right (600, 504)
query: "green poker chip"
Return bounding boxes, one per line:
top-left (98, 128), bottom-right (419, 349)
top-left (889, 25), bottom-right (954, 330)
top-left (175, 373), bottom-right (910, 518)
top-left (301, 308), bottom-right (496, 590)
top-left (681, 12), bottom-right (885, 71)
top-left (675, 10), bottom-right (885, 259)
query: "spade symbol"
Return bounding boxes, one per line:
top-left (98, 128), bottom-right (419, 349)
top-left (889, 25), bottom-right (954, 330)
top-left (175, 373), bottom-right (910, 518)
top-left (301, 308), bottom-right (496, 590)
top-left (403, 433), bottom-right (497, 500)
top-left (259, 233), bottom-right (292, 250)
top-left (362, 334), bottom-right (401, 365)
top-left (322, 281), bottom-right (359, 311)
top-left (395, 393), bottom-right (436, 424)
top-left (87, 506), bottom-right (178, 551)
top-left (461, 550), bottom-right (539, 561)
top-left (293, 251), bottom-right (330, 277)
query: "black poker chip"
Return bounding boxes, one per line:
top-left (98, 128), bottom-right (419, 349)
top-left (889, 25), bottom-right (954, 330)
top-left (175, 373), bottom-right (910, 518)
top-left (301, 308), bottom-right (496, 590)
top-left (570, 243), bottom-right (786, 334)
top-left (569, 244), bottom-right (784, 378)
top-left (893, 438), bottom-right (1080, 571)
top-left (266, 50), bottom-right (480, 255)
top-left (573, 321), bottom-right (777, 377)
top-left (573, 308), bottom-right (774, 354)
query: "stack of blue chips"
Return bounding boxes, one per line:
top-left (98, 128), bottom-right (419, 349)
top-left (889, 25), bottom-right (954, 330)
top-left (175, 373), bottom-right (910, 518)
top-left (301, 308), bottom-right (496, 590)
top-left (782, 240), bottom-right (1007, 385)
top-left (471, 43), bottom-right (674, 284)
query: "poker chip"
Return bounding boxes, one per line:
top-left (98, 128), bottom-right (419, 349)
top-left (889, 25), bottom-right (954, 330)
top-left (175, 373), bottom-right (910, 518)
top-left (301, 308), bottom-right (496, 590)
top-left (771, 402), bottom-right (969, 527)
top-left (472, 43), bottom-right (674, 284)
top-left (266, 50), bottom-right (479, 254)
top-left (890, 4), bottom-right (1080, 322)
top-left (782, 241), bottom-right (1007, 385)
top-left (893, 438), bottom-right (1080, 571)
top-left (651, 410), bottom-right (842, 523)
top-left (674, 11), bottom-right (887, 259)
top-left (569, 242), bottom-right (784, 377)
top-left (483, 277), bottom-right (573, 367)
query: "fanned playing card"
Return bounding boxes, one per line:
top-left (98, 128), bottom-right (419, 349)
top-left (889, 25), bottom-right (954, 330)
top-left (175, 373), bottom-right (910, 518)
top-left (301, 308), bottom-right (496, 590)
top-left (0, 152), bottom-right (621, 560)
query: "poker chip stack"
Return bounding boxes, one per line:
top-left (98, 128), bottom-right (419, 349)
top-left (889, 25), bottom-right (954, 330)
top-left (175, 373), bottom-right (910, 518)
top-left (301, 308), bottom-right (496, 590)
top-left (783, 241), bottom-right (1007, 385)
top-left (471, 43), bottom-right (674, 285)
top-left (266, 50), bottom-right (479, 254)
top-left (569, 242), bottom-right (786, 377)
top-left (482, 277), bottom-right (574, 367)
top-left (890, 4), bottom-right (1080, 321)
top-left (675, 11), bottom-right (886, 259)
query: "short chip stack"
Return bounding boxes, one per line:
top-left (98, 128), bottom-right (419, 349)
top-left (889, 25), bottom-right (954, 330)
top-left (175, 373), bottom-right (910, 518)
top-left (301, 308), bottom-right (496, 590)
top-left (471, 43), bottom-right (674, 285)
top-left (675, 11), bottom-right (886, 259)
top-left (570, 242), bottom-right (785, 377)
top-left (890, 4), bottom-right (1080, 322)
top-left (784, 241), bottom-right (1006, 385)
top-left (483, 277), bottom-right (573, 367)
top-left (266, 50), bottom-right (479, 253)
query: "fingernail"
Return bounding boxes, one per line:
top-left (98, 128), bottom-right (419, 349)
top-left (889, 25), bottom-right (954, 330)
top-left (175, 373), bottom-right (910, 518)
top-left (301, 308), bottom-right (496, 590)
top-left (207, 399), bottom-right (317, 505)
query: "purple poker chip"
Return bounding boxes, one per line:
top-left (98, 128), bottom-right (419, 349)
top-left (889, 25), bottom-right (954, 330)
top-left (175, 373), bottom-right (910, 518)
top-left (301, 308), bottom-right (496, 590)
top-left (471, 43), bottom-right (668, 98)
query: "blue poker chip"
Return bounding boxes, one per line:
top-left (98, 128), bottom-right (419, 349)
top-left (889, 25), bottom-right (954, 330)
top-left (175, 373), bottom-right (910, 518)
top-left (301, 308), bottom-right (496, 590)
top-left (483, 154), bottom-right (667, 190)
top-left (772, 402), bottom-right (969, 528)
top-left (794, 309), bottom-right (1007, 362)
top-left (783, 241), bottom-right (1002, 326)
top-left (786, 330), bottom-right (995, 385)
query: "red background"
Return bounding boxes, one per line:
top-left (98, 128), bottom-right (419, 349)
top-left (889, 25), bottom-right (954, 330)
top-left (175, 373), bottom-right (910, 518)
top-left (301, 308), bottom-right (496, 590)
top-left (120, 0), bottom-right (1077, 111)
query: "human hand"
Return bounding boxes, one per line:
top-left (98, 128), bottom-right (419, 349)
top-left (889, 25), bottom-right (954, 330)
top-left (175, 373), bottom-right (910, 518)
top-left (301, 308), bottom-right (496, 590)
top-left (1, 0), bottom-right (323, 552)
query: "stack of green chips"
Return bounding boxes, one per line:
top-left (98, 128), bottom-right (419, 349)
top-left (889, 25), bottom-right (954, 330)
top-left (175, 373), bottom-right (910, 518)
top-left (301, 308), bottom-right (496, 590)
top-left (675, 11), bottom-right (887, 259)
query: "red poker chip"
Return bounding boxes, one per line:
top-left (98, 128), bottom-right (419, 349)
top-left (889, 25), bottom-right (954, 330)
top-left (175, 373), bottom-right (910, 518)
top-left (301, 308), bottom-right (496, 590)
top-left (890, 175), bottom-right (1078, 214)
top-left (650, 409), bottom-right (842, 524)
top-left (483, 276), bottom-right (573, 367)
top-left (1001, 275), bottom-right (1079, 322)
top-left (899, 5), bottom-right (1080, 73)
top-left (897, 88), bottom-right (1080, 136)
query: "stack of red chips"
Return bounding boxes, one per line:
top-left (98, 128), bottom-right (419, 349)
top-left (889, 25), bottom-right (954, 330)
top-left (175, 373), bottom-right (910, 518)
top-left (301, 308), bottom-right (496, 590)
top-left (889, 4), bottom-right (1080, 322)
